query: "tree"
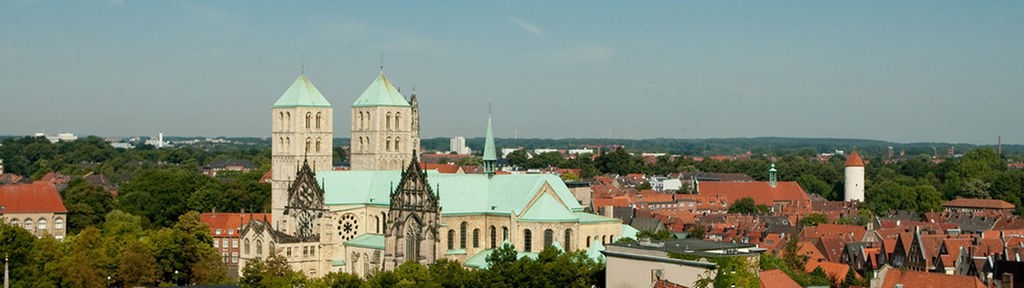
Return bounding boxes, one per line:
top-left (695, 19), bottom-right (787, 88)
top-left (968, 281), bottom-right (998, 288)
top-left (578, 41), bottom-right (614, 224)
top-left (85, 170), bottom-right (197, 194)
top-left (798, 213), bottom-right (828, 226)
top-left (148, 212), bottom-right (225, 285)
top-left (728, 197), bottom-right (758, 214)
top-left (117, 239), bottom-right (159, 287)
top-left (505, 149), bottom-right (529, 167)
top-left (693, 256), bottom-right (760, 288)
top-left (309, 272), bottom-right (364, 288)
top-left (59, 227), bottom-right (111, 288)
top-left (240, 253), bottom-right (307, 288)
top-left (687, 225), bottom-right (706, 240)
top-left (428, 258), bottom-right (480, 287)
top-left (62, 178), bottom-right (115, 233)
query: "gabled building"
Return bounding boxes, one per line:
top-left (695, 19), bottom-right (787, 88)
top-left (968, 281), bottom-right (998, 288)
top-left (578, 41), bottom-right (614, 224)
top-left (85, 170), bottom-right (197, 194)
top-left (0, 182), bottom-right (68, 240)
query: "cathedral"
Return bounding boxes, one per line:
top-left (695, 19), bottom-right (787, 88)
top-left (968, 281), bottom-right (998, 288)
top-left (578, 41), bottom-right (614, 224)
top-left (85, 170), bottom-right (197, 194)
top-left (238, 72), bottom-right (623, 278)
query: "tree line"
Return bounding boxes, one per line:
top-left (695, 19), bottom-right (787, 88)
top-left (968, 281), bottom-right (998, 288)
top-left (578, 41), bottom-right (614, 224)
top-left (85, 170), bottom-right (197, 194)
top-left (0, 211), bottom-right (225, 287)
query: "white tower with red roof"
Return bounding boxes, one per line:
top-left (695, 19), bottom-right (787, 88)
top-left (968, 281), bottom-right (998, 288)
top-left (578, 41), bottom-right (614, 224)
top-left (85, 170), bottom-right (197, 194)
top-left (844, 150), bottom-right (865, 202)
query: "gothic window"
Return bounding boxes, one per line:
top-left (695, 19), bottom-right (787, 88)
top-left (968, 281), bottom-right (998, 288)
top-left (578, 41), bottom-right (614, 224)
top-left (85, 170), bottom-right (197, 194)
top-left (460, 222), bottom-right (468, 249)
top-left (544, 229), bottom-right (553, 248)
top-left (386, 112), bottom-right (393, 130)
top-left (395, 112), bottom-right (401, 130)
top-left (305, 112), bottom-right (312, 128)
top-left (565, 229), bottom-right (572, 250)
top-left (524, 229), bottom-right (533, 252)
top-left (305, 137), bottom-right (312, 153)
top-left (316, 138), bottom-right (322, 152)
top-left (587, 236), bottom-right (591, 247)
top-left (381, 212), bottom-right (387, 233)
top-left (316, 112), bottom-right (322, 129)
top-left (338, 214), bottom-right (359, 241)
top-left (257, 240), bottom-right (263, 256)
top-left (447, 230), bottom-right (455, 250)
top-left (473, 228), bottom-right (480, 248)
top-left (374, 215), bottom-right (380, 233)
top-left (502, 226), bottom-right (508, 241)
top-left (386, 137), bottom-right (392, 151)
top-left (54, 218), bottom-right (63, 229)
top-left (490, 226), bottom-right (497, 249)
top-left (244, 239), bottom-right (250, 254)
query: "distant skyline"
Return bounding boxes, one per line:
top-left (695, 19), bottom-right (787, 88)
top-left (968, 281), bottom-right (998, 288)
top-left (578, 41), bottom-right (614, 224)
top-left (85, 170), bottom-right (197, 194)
top-left (1, 1), bottom-right (1021, 144)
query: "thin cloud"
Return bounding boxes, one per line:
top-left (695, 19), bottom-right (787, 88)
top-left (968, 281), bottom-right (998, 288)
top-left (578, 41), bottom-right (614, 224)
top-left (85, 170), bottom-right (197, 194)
top-left (509, 17), bottom-right (545, 38)
top-left (561, 45), bottom-right (614, 63)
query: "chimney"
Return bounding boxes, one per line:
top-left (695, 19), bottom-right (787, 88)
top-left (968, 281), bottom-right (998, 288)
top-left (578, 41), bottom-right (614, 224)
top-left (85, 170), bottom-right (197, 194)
top-left (604, 205), bottom-right (614, 218)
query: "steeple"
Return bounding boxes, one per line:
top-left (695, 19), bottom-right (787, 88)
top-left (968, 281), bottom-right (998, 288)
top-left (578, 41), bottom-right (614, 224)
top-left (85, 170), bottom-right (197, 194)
top-left (769, 163), bottom-right (777, 188)
top-left (483, 110), bottom-right (497, 176)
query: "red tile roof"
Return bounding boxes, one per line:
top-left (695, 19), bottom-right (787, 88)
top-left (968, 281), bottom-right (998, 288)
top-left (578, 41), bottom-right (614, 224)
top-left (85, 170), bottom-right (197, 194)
top-left (805, 259), bottom-right (855, 283)
top-left (801, 224), bottom-right (867, 242)
top-left (845, 151), bottom-right (865, 167)
top-left (696, 181), bottom-right (811, 213)
top-left (880, 266), bottom-right (985, 288)
top-left (0, 182), bottom-right (67, 213)
top-left (653, 279), bottom-right (689, 288)
top-left (943, 198), bottom-right (1015, 210)
top-left (421, 163), bottom-right (461, 174)
top-left (759, 269), bottom-right (801, 288)
top-left (200, 212), bottom-right (271, 237)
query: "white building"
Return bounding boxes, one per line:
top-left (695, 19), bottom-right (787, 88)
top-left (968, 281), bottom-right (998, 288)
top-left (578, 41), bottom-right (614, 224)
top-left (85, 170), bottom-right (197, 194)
top-left (844, 151), bottom-right (865, 202)
top-left (449, 136), bottom-right (471, 154)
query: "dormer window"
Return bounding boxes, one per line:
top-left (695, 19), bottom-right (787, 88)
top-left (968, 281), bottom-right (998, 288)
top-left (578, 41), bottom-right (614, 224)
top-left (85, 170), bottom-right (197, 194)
top-left (216, 228), bottom-right (222, 235)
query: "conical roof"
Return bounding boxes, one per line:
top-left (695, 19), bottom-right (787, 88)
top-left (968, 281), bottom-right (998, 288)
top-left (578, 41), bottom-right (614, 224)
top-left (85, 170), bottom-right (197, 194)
top-left (483, 113), bottom-right (497, 161)
top-left (352, 73), bottom-right (410, 107)
top-left (846, 151), bottom-right (865, 167)
top-left (273, 75), bottom-right (332, 108)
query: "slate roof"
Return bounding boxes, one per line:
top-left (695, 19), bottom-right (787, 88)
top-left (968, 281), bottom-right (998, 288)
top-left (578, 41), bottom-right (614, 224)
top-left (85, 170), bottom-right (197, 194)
top-left (0, 182), bottom-right (67, 213)
top-left (351, 73), bottom-right (410, 107)
top-left (273, 75), bottom-right (332, 108)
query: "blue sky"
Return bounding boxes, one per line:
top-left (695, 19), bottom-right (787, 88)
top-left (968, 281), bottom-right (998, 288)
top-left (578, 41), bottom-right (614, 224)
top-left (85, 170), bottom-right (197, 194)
top-left (1, 1), bottom-right (1021, 144)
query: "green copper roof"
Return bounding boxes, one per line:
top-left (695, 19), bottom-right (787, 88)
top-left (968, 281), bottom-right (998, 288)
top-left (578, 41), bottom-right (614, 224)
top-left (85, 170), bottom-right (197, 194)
top-left (352, 73), bottom-right (410, 107)
top-left (483, 114), bottom-right (497, 161)
top-left (620, 224), bottom-right (640, 240)
top-left (587, 239), bottom-right (606, 263)
top-left (519, 193), bottom-right (577, 222)
top-left (273, 75), bottom-right (332, 108)
top-left (343, 233), bottom-right (384, 249)
top-left (463, 245), bottom-right (538, 269)
top-left (318, 172), bottom-right (586, 218)
top-left (574, 212), bottom-right (621, 224)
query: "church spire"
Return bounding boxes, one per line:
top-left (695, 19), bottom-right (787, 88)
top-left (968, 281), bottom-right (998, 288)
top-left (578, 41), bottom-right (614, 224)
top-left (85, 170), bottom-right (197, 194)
top-left (483, 109), bottom-right (497, 176)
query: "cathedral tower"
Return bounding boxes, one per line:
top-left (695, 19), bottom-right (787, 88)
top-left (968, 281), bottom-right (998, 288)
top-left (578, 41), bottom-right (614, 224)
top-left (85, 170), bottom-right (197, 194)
top-left (383, 151), bottom-right (440, 270)
top-left (271, 75), bottom-right (333, 230)
top-left (844, 150), bottom-right (865, 202)
top-left (350, 72), bottom-right (419, 170)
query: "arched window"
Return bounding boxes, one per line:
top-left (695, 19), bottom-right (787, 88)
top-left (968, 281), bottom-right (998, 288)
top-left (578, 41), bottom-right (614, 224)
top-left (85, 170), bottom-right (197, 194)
top-left (54, 217), bottom-right (64, 229)
top-left (9, 219), bottom-right (17, 227)
top-left (395, 112), bottom-right (401, 130)
top-left (565, 229), bottom-right (572, 250)
top-left (279, 112), bottom-right (284, 128)
top-left (286, 137), bottom-right (290, 148)
top-left (602, 235), bottom-right (607, 244)
top-left (386, 112), bottom-right (393, 130)
top-left (37, 218), bottom-right (46, 230)
top-left (257, 240), bottom-right (263, 256)
top-left (524, 229), bottom-right (533, 252)
top-left (490, 226), bottom-right (497, 249)
top-left (395, 137), bottom-right (401, 152)
top-left (244, 239), bottom-right (251, 254)
top-left (316, 112), bottom-right (322, 129)
top-left (447, 230), bottom-right (455, 250)
top-left (24, 219), bottom-right (33, 230)
top-left (587, 236), bottom-right (591, 247)
top-left (460, 222), bottom-right (468, 249)
top-left (285, 112), bottom-right (290, 127)
top-left (316, 138), bottom-right (322, 152)
top-left (502, 226), bottom-right (509, 241)
top-left (366, 114), bottom-right (371, 130)
top-left (305, 112), bottom-right (312, 128)
top-left (544, 229), bottom-right (553, 248)
top-left (386, 137), bottom-right (392, 152)
top-left (473, 228), bottom-right (480, 248)
top-left (270, 242), bottom-right (276, 254)
top-left (305, 137), bottom-right (312, 153)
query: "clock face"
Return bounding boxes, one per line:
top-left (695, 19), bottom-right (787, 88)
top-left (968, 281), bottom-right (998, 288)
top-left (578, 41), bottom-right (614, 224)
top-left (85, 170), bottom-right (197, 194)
top-left (338, 214), bottom-right (358, 241)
